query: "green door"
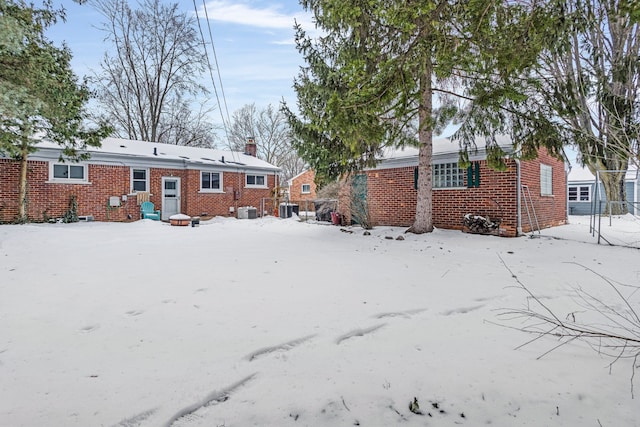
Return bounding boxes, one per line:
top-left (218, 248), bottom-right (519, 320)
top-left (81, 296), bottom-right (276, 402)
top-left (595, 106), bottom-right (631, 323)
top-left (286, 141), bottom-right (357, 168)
top-left (351, 174), bottom-right (368, 226)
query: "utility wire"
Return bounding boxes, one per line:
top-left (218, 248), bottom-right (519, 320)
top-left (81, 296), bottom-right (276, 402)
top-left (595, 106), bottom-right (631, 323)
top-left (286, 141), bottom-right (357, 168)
top-left (192, 0), bottom-right (237, 160)
top-left (201, 0), bottom-right (233, 133)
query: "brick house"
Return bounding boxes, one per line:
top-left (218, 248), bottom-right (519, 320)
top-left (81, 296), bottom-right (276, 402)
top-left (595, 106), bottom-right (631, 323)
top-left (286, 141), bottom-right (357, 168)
top-left (338, 137), bottom-right (567, 237)
top-left (0, 137), bottom-right (281, 223)
top-left (288, 169), bottom-right (317, 202)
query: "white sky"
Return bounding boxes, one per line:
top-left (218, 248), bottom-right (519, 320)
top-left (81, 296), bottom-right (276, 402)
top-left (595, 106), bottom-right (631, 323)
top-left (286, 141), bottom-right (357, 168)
top-left (1, 215), bottom-right (639, 426)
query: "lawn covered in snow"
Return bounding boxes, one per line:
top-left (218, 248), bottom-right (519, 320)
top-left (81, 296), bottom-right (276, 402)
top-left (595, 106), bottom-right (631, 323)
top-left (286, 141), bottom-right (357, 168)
top-left (1, 215), bottom-right (639, 426)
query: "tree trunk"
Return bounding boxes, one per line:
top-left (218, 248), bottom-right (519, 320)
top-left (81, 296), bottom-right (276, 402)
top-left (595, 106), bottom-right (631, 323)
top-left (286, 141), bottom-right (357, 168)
top-left (599, 171), bottom-right (627, 215)
top-left (408, 58), bottom-right (434, 234)
top-left (17, 142), bottom-right (29, 223)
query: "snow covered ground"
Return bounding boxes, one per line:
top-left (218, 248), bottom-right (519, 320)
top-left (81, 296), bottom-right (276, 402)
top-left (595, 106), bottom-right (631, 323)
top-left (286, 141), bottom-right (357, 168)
top-left (1, 215), bottom-right (639, 427)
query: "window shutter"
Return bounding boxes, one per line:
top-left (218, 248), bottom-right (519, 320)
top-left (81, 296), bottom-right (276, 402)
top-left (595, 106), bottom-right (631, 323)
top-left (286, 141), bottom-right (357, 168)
top-left (467, 162), bottom-right (480, 188)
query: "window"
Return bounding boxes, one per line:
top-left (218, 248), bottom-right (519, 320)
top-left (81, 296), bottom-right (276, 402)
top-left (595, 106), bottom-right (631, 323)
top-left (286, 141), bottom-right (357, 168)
top-left (131, 168), bottom-right (149, 192)
top-left (540, 164), bottom-right (553, 195)
top-left (246, 174), bottom-right (267, 188)
top-left (201, 171), bottom-right (222, 191)
top-left (568, 185), bottom-right (591, 202)
top-left (433, 162), bottom-right (465, 188)
top-left (301, 184), bottom-right (311, 194)
top-left (50, 162), bottom-right (87, 182)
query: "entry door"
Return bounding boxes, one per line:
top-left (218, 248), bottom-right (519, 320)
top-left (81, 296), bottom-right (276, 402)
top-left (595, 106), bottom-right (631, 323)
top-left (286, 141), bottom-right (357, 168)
top-left (162, 177), bottom-right (181, 220)
top-left (351, 174), bottom-right (368, 225)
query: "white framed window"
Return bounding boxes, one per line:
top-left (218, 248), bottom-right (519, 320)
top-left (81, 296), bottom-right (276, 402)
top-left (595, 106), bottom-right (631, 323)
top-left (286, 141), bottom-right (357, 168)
top-left (568, 185), bottom-right (591, 202)
top-left (130, 168), bottom-right (149, 193)
top-left (246, 173), bottom-right (267, 188)
top-left (301, 184), bottom-right (311, 194)
top-left (433, 162), bottom-right (465, 189)
top-left (540, 164), bottom-right (553, 196)
top-left (201, 171), bottom-right (223, 192)
top-left (49, 162), bottom-right (88, 183)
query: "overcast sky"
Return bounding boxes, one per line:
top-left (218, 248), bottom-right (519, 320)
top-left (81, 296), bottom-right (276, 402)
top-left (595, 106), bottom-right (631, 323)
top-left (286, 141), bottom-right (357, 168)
top-left (46, 0), bottom-right (315, 129)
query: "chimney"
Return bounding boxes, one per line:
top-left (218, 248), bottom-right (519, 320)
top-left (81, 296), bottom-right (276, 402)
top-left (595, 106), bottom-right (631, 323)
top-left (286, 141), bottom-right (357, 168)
top-left (245, 137), bottom-right (257, 157)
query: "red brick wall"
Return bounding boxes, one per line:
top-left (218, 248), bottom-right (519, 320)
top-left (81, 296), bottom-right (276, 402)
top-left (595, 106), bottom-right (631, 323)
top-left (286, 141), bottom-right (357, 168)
top-left (0, 159), bottom-right (277, 223)
top-left (289, 170), bottom-right (317, 201)
top-left (0, 160), bottom-right (139, 222)
top-left (183, 170), bottom-right (276, 217)
top-left (366, 168), bottom-right (417, 227)
top-left (365, 161), bottom-right (520, 236)
top-left (336, 149), bottom-right (567, 237)
top-left (519, 147), bottom-right (567, 232)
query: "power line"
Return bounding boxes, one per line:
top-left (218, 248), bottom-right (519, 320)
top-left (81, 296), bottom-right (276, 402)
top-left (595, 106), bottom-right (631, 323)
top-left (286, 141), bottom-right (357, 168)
top-left (201, 0), bottom-right (233, 132)
top-left (192, 0), bottom-right (236, 159)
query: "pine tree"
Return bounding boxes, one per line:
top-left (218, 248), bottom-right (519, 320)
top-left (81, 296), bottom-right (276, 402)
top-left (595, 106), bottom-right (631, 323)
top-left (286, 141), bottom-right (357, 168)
top-left (284, 1), bottom-right (557, 233)
top-left (0, 0), bottom-right (110, 223)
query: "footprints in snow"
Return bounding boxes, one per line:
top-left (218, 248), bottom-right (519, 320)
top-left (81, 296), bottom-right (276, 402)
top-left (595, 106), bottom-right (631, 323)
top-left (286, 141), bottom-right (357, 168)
top-left (112, 305), bottom-right (484, 426)
top-left (164, 374), bottom-right (256, 427)
top-left (79, 324), bottom-right (100, 334)
top-left (246, 335), bottom-right (316, 361)
top-left (246, 308), bottom-right (429, 361)
top-left (125, 309), bottom-right (144, 317)
top-left (373, 308), bottom-right (427, 319)
top-left (441, 304), bottom-right (485, 316)
top-left (336, 324), bottom-right (386, 345)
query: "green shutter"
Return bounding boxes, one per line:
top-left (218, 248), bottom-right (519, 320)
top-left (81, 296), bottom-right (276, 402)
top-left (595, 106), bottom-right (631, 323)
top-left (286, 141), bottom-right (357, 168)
top-left (467, 162), bottom-right (481, 188)
top-left (414, 166), bottom-right (418, 190)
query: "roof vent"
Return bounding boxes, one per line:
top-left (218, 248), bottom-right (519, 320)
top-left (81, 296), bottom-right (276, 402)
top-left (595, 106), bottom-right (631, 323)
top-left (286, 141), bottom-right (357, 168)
top-left (221, 156), bottom-right (225, 163)
top-left (153, 147), bottom-right (158, 156)
top-left (119, 145), bottom-right (126, 148)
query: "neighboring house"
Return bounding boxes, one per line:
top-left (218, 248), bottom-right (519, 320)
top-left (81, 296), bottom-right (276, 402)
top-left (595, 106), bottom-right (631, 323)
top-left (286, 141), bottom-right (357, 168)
top-left (337, 136), bottom-right (567, 237)
top-left (567, 165), bottom-right (639, 215)
top-left (288, 169), bottom-right (317, 202)
top-left (0, 137), bottom-right (281, 223)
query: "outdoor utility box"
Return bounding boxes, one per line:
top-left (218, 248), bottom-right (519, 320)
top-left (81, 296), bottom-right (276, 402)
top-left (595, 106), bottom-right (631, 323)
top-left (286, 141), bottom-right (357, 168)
top-left (238, 206), bottom-right (257, 219)
top-left (279, 203), bottom-right (299, 218)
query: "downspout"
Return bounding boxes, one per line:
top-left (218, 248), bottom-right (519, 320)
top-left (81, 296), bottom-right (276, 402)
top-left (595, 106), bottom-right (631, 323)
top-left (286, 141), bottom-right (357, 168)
top-left (565, 165), bottom-right (570, 220)
top-left (515, 159), bottom-right (522, 236)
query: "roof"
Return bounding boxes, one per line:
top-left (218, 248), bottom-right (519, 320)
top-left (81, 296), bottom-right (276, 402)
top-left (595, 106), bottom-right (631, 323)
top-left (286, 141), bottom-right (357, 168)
top-left (32, 137), bottom-right (280, 172)
top-left (287, 169), bottom-right (312, 185)
top-left (568, 164), bottom-right (639, 183)
top-left (374, 135), bottom-right (514, 169)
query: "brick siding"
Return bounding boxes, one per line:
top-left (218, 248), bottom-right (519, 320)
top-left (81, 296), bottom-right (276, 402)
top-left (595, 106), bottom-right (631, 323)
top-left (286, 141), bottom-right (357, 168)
top-left (289, 170), bottom-right (317, 201)
top-left (336, 148), bottom-right (566, 237)
top-left (0, 159), bottom-right (276, 223)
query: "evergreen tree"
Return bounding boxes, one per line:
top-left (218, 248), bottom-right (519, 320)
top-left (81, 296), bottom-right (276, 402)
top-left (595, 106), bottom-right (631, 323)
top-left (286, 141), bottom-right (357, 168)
top-left (0, 0), bottom-right (110, 223)
top-left (284, 1), bottom-right (557, 233)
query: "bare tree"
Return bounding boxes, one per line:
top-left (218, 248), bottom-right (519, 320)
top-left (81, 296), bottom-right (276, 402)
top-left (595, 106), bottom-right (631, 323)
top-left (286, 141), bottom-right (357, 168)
top-left (531, 1), bottom-right (640, 214)
top-left (90, 0), bottom-right (217, 147)
top-left (228, 103), bottom-right (305, 181)
top-left (499, 256), bottom-right (640, 397)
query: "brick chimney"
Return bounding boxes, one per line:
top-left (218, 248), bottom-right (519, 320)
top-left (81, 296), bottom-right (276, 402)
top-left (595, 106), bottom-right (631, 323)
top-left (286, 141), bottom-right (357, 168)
top-left (244, 137), bottom-right (257, 157)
